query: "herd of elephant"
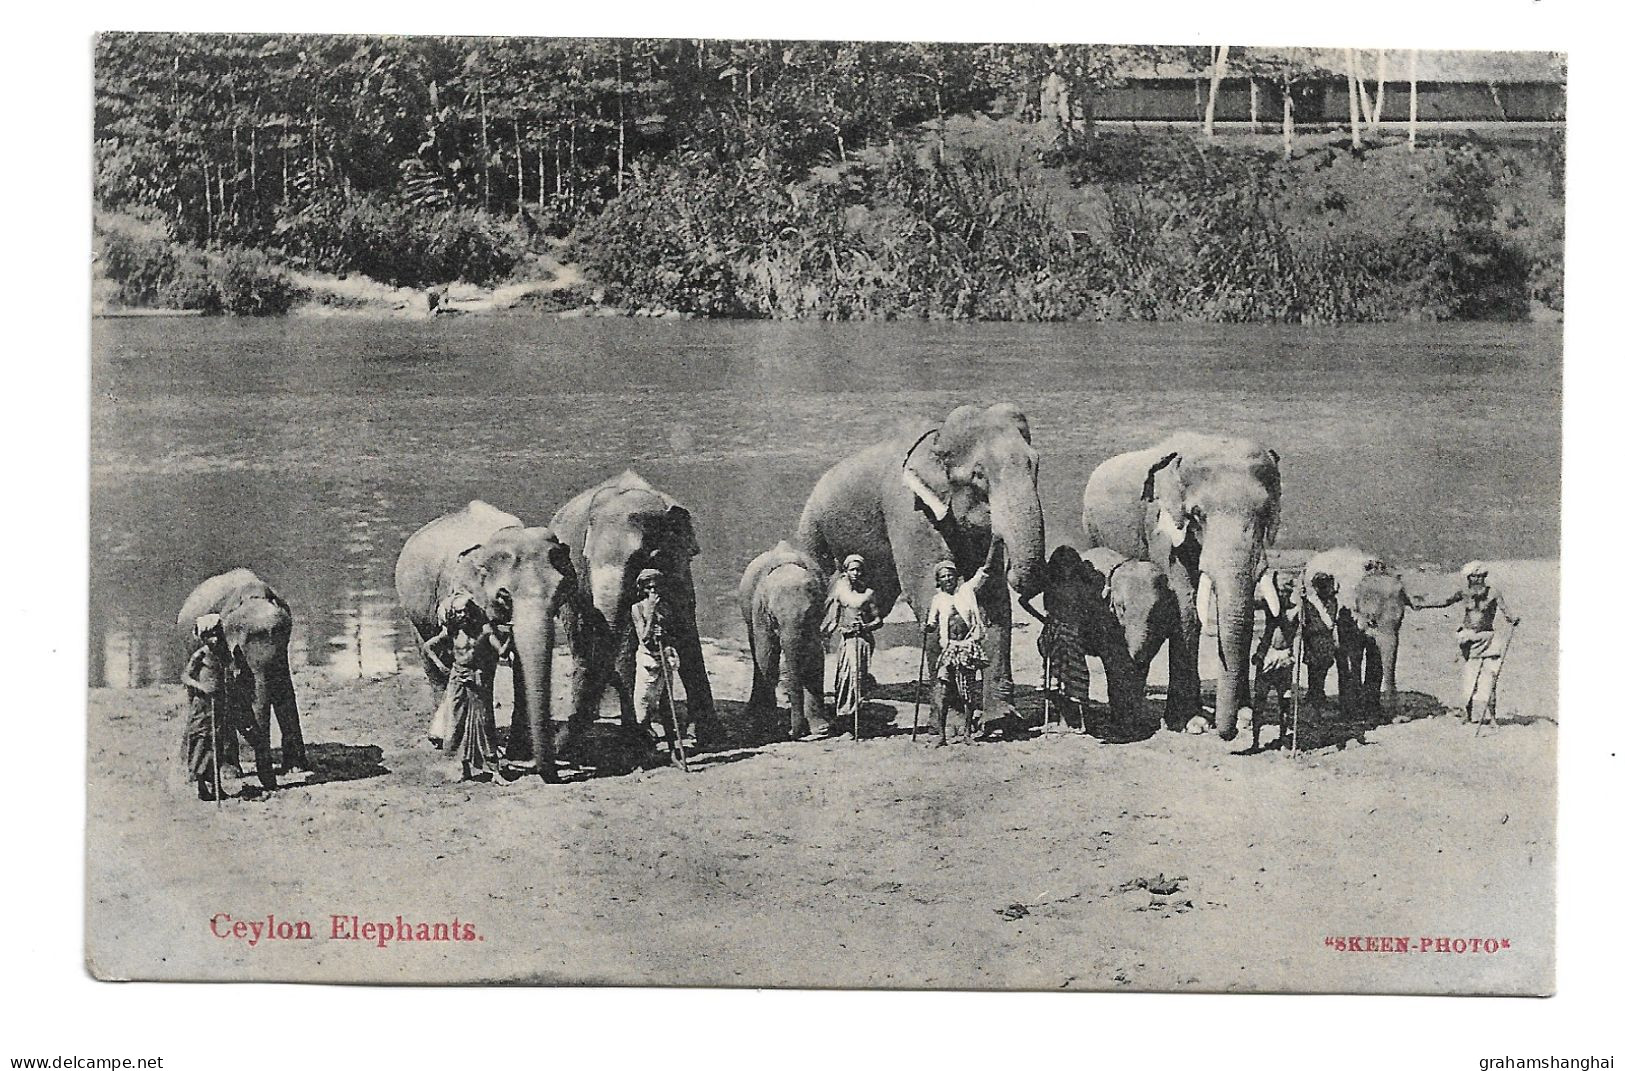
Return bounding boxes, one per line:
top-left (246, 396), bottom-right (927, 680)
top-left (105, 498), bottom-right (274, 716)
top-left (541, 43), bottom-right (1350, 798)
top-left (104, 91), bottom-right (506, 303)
top-left (177, 402), bottom-right (1421, 788)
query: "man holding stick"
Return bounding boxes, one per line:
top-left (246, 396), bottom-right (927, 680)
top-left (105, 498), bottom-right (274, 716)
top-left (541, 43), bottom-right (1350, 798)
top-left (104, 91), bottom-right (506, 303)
top-left (630, 569), bottom-right (686, 761)
top-left (1412, 561), bottom-right (1520, 725)
top-left (180, 614), bottom-right (233, 802)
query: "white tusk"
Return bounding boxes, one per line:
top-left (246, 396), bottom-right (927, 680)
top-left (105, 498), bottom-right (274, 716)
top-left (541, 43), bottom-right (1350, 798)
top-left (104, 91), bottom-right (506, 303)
top-left (902, 465), bottom-right (950, 523)
top-left (1257, 571), bottom-right (1282, 618)
top-left (1156, 508), bottom-right (1188, 548)
top-left (1196, 571), bottom-right (1214, 631)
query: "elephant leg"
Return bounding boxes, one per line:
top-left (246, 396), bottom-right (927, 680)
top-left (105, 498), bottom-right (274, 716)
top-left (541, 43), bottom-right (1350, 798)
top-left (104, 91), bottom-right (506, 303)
top-left (799, 635), bottom-right (829, 737)
top-left (559, 638), bottom-right (609, 758)
top-left (272, 655), bottom-right (307, 770)
top-left (671, 626), bottom-right (720, 748)
top-left (216, 705), bottom-right (242, 775)
top-left (1165, 626), bottom-right (1203, 730)
top-left (1335, 645), bottom-right (1360, 718)
top-left (980, 610), bottom-right (1018, 729)
top-left (245, 715), bottom-right (276, 790)
top-left (1306, 659), bottom-right (1331, 704)
top-left (613, 634), bottom-right (639, 728)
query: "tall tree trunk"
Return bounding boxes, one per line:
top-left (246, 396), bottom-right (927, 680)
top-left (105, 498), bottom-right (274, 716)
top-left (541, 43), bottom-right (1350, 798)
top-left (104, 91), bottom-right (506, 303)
top-left (1408, 49), bottom-right (1419, 151)
top-left (171, 54), bottom-right (183, 228)
top-left (1353, 52), bottom-right (1376, 127)
top-left (538, 132), bottom-right (547, 208)
top-left (1282, 82), bottom-right (1294, 161)
top-left (201, 157), bottom-right (213, 244)
top-left (514, 115), bottom-right (524, 212)
top-left (616, 50), bottom-right (626, 194)
top-left (1204, 45), bottom-right (1229, 139)
top-left (1249, 78), bottom-right (1259, 132)
top-left (479, 79), bottom-right (490, 212)
top-left (934, 77), bottom-right (946, 166)
top-left (1373, 50), bottom-right (1387, 125)
top-left (1344, 50), bottom-right (1363, 148)
top-left (1077, 44), bottom-right (1096, 140)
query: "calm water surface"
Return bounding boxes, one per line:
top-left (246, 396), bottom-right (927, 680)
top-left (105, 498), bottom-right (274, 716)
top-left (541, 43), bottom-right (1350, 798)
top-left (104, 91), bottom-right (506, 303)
top-left (90, 317), bottom-right (1560, 687)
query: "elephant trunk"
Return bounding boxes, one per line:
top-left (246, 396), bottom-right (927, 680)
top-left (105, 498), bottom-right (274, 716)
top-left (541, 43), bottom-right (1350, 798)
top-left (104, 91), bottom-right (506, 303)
top-left (509, 596), bottom-right (556, 768)
top-left (780, 633), bottom-right (809, 735)
top-left (1103, 652), bottom-right (1149, 733)
top-left (592, 566), bottom-right (630, 644)
top-left (1374, 625), bottom-right (1401, 699)
top-left (1207, 552), bottom-right (1259, 742)
top-left (990, 475), bottom-right (1046, 598)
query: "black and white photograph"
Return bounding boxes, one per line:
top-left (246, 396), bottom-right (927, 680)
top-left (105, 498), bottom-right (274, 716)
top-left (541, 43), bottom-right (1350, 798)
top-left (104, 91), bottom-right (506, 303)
top-left (10, 1), bottom-right (1620, 1065)
top-left (84, 29), bottom-right (1565, 992)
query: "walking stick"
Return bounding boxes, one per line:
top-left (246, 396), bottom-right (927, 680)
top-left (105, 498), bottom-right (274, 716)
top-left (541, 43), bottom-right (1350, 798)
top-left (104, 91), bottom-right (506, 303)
top-left (911, 639), bottom-right (928, 742)
top-left (853, 632), bottom-right (862, 743)
top-left (652, 633), bottom-right (689, 773)
top-left (1475, 619), bottom-right (1518, 736)
top-left (1042, 652), bottom-right (1053, 733)
top-left (210, 691), bottom-right (223, 812)
top-left (1290, 581), bottom-right (1304, 756)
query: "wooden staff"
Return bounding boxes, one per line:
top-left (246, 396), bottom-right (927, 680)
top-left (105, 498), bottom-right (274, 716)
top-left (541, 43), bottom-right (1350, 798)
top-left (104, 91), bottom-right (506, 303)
top-left (1475, 619), bottom-right (1519, 737)
top-left (652, 631), bottom-right (688, 772)
top-left (211, 689), bottom-right (224, 811)
top-left (1290, 571), bottom-right (1305, 756)
top-left (1041, 651), bottom-right (1053, 732)
top-left (911, 640), bottom-right (927, 742)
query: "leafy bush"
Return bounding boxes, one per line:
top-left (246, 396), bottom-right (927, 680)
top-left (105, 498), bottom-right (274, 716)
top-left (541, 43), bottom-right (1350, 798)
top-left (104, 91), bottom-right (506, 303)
top-left (569, 127), bottom-right (1559, 322)
top-left (273, 193), bottom-right (528, 288)
top-left (96, 227), bottom-right (303, 314)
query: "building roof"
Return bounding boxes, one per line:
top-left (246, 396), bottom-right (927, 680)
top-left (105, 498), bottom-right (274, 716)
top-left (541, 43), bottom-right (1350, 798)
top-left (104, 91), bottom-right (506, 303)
top-left (1116, 47), bottom-right (1565, 84)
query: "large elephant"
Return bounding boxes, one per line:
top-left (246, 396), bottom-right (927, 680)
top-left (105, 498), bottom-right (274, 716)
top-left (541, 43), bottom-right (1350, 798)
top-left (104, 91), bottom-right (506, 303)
top-left (549, 471), bottom-right (720, 751)
top-left (177, 568), bottom-right (306, 789)
top-left (738, 540), bottom-right (829, 738)
top-left (1042, 545), bottom-right (1180, 735)
top-left (395, 501), bottom-right (576, 778)
top-left (1082, 433), bottom-right (1282, 741)
top-left (1303, 547), bottom-right (1414, 714)
top-left (796, 403), bottom-right (1046, 723)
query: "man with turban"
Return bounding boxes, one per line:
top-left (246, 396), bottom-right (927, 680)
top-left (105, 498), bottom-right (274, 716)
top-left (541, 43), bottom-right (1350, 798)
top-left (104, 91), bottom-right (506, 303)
top-left (1413, 561), bottom-right (1520, 723)
top-left (923, 558), bottom-right (991, 744)
top-left (821, 554), bottom-right (882, 738)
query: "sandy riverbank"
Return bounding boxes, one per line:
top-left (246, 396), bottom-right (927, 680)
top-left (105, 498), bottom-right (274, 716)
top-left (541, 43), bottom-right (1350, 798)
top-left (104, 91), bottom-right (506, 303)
top-left (85, 559), bottom-right (1556, 991)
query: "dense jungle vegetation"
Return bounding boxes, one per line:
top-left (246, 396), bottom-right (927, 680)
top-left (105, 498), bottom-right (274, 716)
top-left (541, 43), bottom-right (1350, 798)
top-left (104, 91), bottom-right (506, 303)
top-left (94, 34), bottom-right (1563, 321)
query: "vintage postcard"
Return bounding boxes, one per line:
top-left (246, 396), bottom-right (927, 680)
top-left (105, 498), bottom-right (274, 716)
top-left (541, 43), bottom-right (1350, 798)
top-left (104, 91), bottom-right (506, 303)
top-left (88, 34), bottom-right (1560, 991)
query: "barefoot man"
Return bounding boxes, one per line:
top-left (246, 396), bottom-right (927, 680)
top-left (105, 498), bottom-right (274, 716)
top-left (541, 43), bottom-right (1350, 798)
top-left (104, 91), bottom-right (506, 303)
top-left (1414, 561), bottom-right (1521, 724)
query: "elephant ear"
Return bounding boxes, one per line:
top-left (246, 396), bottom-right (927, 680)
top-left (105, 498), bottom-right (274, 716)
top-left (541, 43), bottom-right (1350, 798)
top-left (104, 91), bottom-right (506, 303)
top-left (1142, 452), bottom-right (1189, 548)
top-left (1261, 449), bottom-right (1283, 546)
top-left (664, 503), bottom-right (701, 559)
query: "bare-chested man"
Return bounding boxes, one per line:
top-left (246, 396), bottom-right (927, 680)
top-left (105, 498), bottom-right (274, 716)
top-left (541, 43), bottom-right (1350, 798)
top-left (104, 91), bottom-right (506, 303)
top-left (1413, 561), bottom-right (1520, 723)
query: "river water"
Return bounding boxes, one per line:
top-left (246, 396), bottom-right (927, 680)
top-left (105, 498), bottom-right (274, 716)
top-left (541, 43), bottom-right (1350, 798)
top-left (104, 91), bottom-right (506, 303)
top-left (90, 316), bottom-right (1561, 688)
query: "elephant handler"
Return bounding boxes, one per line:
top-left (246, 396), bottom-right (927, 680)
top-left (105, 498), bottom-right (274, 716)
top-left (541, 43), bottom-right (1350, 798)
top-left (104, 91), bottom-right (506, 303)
top-left (630, 569), bottom-right (685, 748)
top-left (1300, 571), bottom-right (1341, 706)
top-left (421, 594), bottom-right (509, 782)
top-left (180, 614), bottom-right (236, 801)
top-left (821, 554), bottom-right (882, 739)
top-left (924, 560), bottom-right (991, 745)
top-left (1412, 561), bottom-right (1520, 724)
top-left (1252, 570), bottom-right (1301, 734)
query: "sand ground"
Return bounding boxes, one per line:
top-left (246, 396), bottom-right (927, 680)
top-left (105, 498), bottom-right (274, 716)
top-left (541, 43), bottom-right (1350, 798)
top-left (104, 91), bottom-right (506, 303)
top-left (85, 560), bottom-right (1556, 992)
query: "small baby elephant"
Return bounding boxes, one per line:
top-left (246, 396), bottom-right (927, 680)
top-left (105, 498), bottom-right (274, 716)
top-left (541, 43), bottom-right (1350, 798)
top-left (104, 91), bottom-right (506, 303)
top-left (738, 540), bottom-right (830, 739)
top-left (1038, 545), bottom-right (1180, 737)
